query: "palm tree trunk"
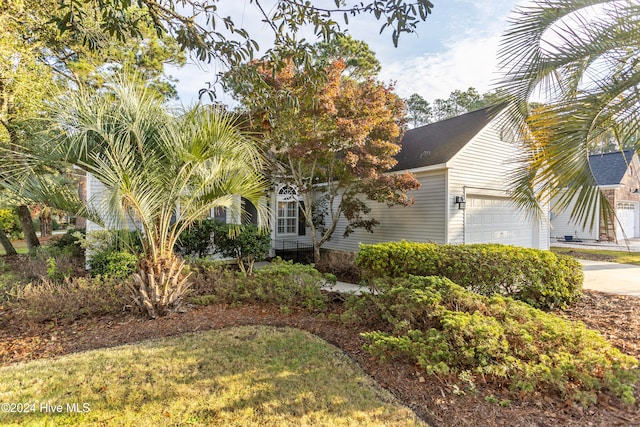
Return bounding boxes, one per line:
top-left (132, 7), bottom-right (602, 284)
top-left (128, 255), bottom-right (191, 318)
top-left (0, 228), bottom-right (17, 255)
top-left (16, 205), bottom-right (40, 250)
top-left (40, 207), bottom-right (52, 237)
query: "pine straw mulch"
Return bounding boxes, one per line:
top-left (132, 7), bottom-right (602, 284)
top-left (0, 290), bottom-right (639, 426)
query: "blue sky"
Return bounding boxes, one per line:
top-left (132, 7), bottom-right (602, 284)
top-left (168, 0), bottom-right (521, 105)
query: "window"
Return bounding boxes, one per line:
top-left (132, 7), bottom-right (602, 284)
top-left (276, 185), bottom-right (300, 235)
top-left (277, 200), bottom-right (297, 234)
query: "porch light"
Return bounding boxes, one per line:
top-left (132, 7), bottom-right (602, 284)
top-left (455, 195), bottom-right (466, 210)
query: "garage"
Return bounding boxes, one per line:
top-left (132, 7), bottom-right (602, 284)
top-left (465, 195), bottom-right (535, 247)
top-left (616, 202), bottom-right (637, 239)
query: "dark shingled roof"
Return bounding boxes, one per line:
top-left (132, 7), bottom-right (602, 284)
top-left (589, 150), bottom-right (635, 186)
top-left (392, 104), bottom-right (506, 172)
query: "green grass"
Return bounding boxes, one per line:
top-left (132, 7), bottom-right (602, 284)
top-left (0, 326), bottom-right (426, 427)
top-left (551, 247), bottom-right (640, 266)
top-left (0, 240), bottom-right (29, 255)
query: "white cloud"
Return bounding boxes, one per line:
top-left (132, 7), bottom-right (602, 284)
top-left (380, 35), bottom-right (503, 100)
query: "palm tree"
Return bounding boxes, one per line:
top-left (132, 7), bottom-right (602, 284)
top-left (8, 75), bottom-right (268, 317)
top-left (497, 0), bottom-right (640, 230)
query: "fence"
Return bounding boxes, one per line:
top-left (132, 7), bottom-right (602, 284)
top-left (272, 239), bottom-right (314, 264)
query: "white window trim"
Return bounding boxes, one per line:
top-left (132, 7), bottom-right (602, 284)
top-left (276, 185), bottom-right (299, 236)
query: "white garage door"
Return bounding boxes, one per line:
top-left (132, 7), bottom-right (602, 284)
top-left (616, 202), bottom-right (637, 239)
top-left (466, 196), bottom-right (534, 247)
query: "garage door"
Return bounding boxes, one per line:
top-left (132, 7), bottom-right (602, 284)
top-left (616, 202), bottom-right (637, 239)
top-left (466, 196), bottom-right (534, 247)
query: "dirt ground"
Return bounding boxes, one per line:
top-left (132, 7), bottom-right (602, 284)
top-left (0, 287), bottom-right (638, 427)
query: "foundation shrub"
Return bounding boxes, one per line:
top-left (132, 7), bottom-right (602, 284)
top-left (343, 275), bottom-right (638, 405)
top-left (356, 241), bottom-right (583, 309)
top-left (89, 251), bottom-right (138, 278)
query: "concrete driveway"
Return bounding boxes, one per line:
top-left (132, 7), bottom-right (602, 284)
top-left (580, 260), bottom-right (640, 297)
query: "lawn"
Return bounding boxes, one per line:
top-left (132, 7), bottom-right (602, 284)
top-left (551, 246), bottom-right (640, 265)
top-left (0, 240), bottom-right (29, 256)
top-left (0, 326), bottom-right (425, 427)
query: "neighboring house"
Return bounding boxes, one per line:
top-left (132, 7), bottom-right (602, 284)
top-left (85, 105), bottom-right (551, 254)
top-left (550, 150), bottom-right (640, 242)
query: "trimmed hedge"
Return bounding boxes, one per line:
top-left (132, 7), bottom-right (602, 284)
top-left (356, 241), bottom-right (583, 310)
top-left (343, 275), bottom-right (638, 405)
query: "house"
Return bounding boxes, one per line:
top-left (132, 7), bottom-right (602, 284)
top-left (85, 105), bottom-right (551, 254)
top-left (550, 150), bottom-right (640, 242)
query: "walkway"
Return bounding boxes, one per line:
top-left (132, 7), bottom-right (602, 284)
top-left (579, 260), bottom-right (640, 297)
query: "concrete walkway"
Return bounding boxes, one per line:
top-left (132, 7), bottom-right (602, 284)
top-left (579, 260), bottom-right (640, 297)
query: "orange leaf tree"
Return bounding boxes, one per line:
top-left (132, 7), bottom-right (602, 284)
top-left (226, 54), bottom-right (420, 262)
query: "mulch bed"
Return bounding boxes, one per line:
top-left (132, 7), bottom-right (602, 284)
top-left (1, 288), bottom-right (639, 426)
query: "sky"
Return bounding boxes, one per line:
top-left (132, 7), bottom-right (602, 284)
top-left (167, 0), bottom-right (521, 106)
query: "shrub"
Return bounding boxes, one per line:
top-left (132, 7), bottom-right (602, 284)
top-left (176, 219), bottom-right (219, 258)
top-left (356, 241), bottom-right (583, 310)
top-left (0, 208), bottom-right (22, 239)
top-left (213, 223), bottom-right (271, 274)
top-left (185, 258), bottom-right (233, 296)
top-left (89, 251), bottom-right (138, 278)
top-left (8, 276), bottom-right (128, 324)
top-left (342, 275), bottom-right (638, 405)
top-left (50, 229), bottom-right (86, 258)
top-left (201, 260), bottom-right (332, 312)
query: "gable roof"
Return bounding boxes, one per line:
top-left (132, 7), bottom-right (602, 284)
top-left (392, 104), bottom-right (506, 172)
top-left (589, 150), bottom-right (635, 186)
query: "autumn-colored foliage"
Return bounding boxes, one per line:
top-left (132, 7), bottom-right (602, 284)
top-left (226, 55), bottom-right (420, 262)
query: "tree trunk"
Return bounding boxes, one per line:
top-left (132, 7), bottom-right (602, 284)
top-left (128, 256), bottom-right (191, 318)
top-left (40, 207), bottom-right (52, 237)
top-left (0, 228), bottom-right (17, 255)
top-left (16, 205), bottom-right (40, 250)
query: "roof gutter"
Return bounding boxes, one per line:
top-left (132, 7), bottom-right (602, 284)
top-left (393, 162), bottom-right (449, 175)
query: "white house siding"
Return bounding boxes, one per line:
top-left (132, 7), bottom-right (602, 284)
top-left (85, 172), bottom-right (139, 233)
top-left (550, 192), bottom-right (600, 241)
top-left (447, 121), bottom-right (550, 250)
top-left (320, 170), bottom-right (447, 253)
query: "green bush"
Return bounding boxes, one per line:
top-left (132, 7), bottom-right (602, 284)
top-left (202, 260), bottom-right (332, 312)
top-left (0, 208), bottom-right (22, 239)
top-left (51, 229), bottom-right (86, 257)
top-left (177, 219), bottom-right (219, 258)
top-left (343, 275), bottom-right (638, 405)
top-left (213, 223), bottom-right (271, 274)
top-left (89, 251), bottom-right (138, 278)
top-left (356, 241), bottom-right (583, 310)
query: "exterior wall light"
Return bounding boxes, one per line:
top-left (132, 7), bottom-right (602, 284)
top-left (455, 195), bottom-right (466, 210)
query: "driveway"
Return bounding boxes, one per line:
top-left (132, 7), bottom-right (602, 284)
top-left (580, 260), bottom-right (640, 297)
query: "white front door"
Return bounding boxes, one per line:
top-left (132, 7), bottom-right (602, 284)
top-left (466, 196), bottom-right (535, 247)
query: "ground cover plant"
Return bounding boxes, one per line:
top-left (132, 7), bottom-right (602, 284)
top-left (341, 275), bottom-right (639, 406)
top-left (0, 326), bottom-right (425, 427)
top-left (357, 241), bottom-right (583, 309)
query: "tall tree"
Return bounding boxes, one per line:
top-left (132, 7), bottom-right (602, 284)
top-left (227, 57), bottom-right (420, 263)
top-left (497, 0), bottom-right (640, 229)
top-left (405, 93), bottom-right (432, 128)
top-left (315, 35), bottom-right (382, 80)
top-left (5, 75), bottom-right (268, 317)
